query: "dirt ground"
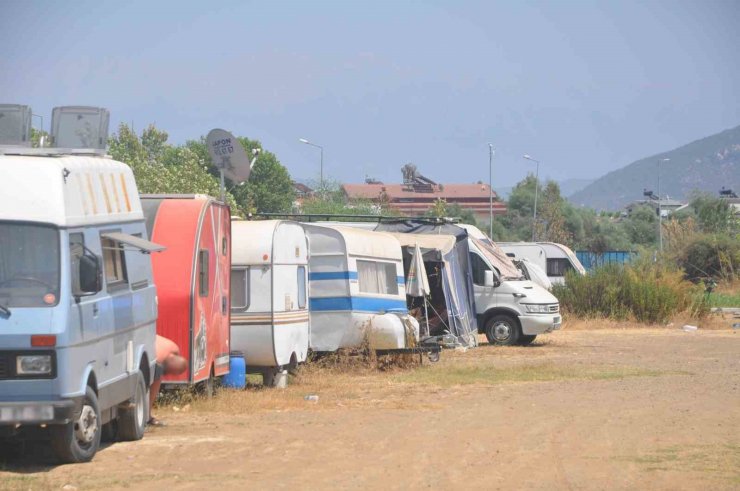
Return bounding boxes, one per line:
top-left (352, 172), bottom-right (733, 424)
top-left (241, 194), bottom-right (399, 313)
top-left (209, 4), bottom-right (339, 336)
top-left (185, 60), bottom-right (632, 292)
top-left (2, 327), bottom-right (739, 490)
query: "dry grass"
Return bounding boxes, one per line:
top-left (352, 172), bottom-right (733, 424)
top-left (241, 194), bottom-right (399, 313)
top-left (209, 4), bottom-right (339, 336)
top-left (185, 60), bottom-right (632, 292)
top-left (562, 314), bottom-right (733, 331)
top-left (621, 444), bottom-right (740, 484)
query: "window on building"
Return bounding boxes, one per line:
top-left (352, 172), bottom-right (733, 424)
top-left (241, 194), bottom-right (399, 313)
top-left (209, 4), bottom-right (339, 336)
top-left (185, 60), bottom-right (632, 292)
top-left (357, 260), bottom-right (399, 295)
top-left (297, 266), bottom-right (306, 309)
top-left (230, 268), bottom-right (249, 310)
top-left (101, 236), bottom-right (128, 287)
top-left (546, 258), bottom-right (572, 277)
top-left (469, 253), bottom-right (491, 286)
top-left (198, 250), bottom-right (209, 297)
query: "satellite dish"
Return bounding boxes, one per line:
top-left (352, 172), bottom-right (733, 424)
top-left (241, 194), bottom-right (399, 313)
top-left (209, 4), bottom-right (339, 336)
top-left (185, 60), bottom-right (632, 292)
top-left (206, 129), bottom-right (251, 184)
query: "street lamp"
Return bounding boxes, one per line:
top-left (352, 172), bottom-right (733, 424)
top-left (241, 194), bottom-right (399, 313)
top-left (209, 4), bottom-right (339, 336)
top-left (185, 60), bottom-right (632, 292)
top-left (523, 154), bottom-right (540, 241)
top-left (657, 158), bottom-right (670, 252)
top-left (299, 138), bottom-right (324, 189)
top-left (488, 143), bottom-right (495, 240)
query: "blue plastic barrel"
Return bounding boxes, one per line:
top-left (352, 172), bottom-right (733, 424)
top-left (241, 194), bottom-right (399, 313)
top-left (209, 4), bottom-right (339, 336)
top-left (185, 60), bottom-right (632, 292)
top-left (222, 351), bottom-right (246, 389)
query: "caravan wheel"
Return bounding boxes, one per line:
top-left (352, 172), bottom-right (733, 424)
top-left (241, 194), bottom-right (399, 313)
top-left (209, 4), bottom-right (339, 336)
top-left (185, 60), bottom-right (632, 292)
top-left (485, 314), bottom-right (522, 346)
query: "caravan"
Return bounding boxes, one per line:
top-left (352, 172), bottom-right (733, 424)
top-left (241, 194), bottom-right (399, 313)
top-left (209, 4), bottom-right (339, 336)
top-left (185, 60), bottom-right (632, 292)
top-left (141, 195), bottom-right (231, 393)
top-left (0, 106), bottom-right (161, 462)
top-left (230, 220), bottom-right (309, 386)
top-left (302, 224), bottom-right (419, 352)
top-left (498, 242), bottom-right (586, 285)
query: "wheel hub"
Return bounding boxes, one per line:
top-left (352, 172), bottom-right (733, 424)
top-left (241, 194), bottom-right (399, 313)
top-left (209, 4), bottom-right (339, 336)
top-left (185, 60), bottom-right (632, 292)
top-left (493, 321), bottom-right (512, 341)
top-left (74, 405), bottom-right (98, 444)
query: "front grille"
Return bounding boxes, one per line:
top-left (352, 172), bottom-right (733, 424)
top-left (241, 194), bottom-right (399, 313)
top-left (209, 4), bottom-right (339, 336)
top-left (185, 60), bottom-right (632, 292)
top-left (549, 304), bottom-right (560, 313)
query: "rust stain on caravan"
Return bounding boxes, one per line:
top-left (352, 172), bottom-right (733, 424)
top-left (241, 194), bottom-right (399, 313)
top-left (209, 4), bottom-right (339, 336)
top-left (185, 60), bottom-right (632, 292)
top-left (86, 174), bottom-right (98, 214)
top-left (76, 173), bottom-right (89, 215)
top-left (120, 173), bottom-right (132, 212)
top-left (99, 174), bottom-right (112, 213)
top-left (110, 173), bottom-right (122, 212)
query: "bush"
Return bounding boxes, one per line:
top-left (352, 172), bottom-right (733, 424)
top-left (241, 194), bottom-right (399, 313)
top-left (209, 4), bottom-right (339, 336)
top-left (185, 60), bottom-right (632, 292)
top-left (675, 233), bottom-right (740, 282)
top-left (552, 258), bottom-right (709, 323)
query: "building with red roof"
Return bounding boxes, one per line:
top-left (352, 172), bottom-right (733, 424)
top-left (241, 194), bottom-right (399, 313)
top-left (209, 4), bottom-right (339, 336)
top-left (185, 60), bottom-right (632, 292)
top-left (342, 165), bottom-right (507, 220)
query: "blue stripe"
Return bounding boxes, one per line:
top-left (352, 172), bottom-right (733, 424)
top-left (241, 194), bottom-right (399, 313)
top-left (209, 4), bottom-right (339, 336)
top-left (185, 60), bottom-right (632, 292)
top-left (309, 296), bottom-right (407, 313)
top-left (309, 271), bottom-right (405, 284)
top-left (309, 271), bottom-right (358, 281)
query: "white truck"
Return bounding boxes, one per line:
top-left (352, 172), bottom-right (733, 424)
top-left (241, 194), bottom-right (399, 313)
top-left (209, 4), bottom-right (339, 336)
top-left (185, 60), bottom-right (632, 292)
top-left (461, 225), bottom-right (561, 346)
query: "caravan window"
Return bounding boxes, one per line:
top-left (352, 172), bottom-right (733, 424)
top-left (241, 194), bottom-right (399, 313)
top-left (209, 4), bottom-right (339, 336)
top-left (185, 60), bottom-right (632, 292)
top-left (297, 266), bottom-right (306, 309)
top-left (357, 260), bottom-right (399, 295)
top-left (101, 236), bottom-right (128, 287)
top-left (469, 253), bottom-right (491, 286)
top-left (230, 268), bottom-right (250, 310)
top-left (546, 258), bottom-right (572, 277)
top-left (198, 250), bottom-right (209, 297)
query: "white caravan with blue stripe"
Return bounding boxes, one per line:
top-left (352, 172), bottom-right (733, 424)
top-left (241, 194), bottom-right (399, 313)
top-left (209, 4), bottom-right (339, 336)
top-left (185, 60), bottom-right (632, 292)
top-left (302, 224), bottom-right (418, 352)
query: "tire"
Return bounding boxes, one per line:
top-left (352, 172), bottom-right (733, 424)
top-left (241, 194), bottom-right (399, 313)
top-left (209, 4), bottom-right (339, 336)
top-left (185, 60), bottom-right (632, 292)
top-left (51, 386), bottom-right (101, 463)
top-left (519, 334), bottom-right (537, 346)
top-left (484, 314), bottom-right (522, 346)
top-left (117, 372), bottom-right (148, 441)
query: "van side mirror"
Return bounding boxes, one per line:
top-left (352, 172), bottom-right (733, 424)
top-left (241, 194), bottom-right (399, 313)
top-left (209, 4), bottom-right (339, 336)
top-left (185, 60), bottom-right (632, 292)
top-left (75, 251), bottom-right (103, 297)
top-left (484, 270), bottom-right (499, 288)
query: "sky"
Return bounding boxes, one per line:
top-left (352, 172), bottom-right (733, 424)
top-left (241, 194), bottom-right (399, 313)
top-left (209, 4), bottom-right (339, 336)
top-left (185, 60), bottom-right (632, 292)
top-left (2, 0), bottom-right (739, 190)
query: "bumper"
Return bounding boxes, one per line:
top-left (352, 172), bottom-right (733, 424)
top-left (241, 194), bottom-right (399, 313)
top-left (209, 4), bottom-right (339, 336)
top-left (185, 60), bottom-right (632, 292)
top-left (0, 398), bottom-right (80, 426)
top-left (519, 314), bottom-right (562, 335)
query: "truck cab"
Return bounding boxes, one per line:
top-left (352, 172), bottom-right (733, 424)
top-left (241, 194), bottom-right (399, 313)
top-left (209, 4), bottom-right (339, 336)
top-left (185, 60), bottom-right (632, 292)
top-left (468, 237), bottom-right (561, 346)
top-left (0, 105), bottom-right (162, 463)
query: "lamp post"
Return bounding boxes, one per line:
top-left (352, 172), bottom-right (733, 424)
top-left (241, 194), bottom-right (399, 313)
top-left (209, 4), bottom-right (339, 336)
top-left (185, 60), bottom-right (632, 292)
top-left (523, 154), bottom-right (540, 241)
top-left (488, 143), bottom-right (495, 240)
top-left (657, 158), bottom-right (670, 252)
top-left (299, 138), bottom-right (324, 189)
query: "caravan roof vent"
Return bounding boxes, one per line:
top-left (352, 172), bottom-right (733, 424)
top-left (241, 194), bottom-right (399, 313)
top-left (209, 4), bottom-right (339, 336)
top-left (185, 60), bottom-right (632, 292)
top-left (51, 106), bottom-right (110, 150)
top-left (0, 104), bottom-right (32, 146)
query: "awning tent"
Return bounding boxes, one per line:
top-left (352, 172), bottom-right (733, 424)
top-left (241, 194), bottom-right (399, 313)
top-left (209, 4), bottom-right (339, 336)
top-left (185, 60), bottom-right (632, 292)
top-left (375, 221), bottom-right (478, 347)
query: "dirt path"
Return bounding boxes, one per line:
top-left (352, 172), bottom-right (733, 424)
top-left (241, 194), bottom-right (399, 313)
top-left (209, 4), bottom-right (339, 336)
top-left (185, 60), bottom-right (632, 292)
top-left (2, 328), bottom-right (739, 490)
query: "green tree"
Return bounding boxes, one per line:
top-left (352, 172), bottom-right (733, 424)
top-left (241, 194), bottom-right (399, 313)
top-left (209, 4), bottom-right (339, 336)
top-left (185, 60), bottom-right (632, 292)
top-left (690, 193), bottom-right (737, 234)
top-left (184, 136), bottom-right (294, 215)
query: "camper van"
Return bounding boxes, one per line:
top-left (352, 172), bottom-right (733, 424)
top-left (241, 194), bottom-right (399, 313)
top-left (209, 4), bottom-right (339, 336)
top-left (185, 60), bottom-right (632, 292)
top-left (230, 220), bottom-right (309, 387)
top-left (468, 236), bottom-right (560, 345)
top-left (302, 224), bottom-right (419, 353)
top-left (498, 242), bottom-right (586, 286)
top-left (0, 106), bottom-right (161, 463)
top-left (141, 195), bottom-right (231, 394)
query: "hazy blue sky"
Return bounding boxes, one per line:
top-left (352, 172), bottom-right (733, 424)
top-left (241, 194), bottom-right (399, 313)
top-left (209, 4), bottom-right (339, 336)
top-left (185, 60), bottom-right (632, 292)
top-left (2, 0), bottom-right (739, 189)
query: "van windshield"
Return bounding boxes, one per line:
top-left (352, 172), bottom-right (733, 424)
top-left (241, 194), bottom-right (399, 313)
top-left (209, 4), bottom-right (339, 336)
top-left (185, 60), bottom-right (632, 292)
top-left (0, 223), bottom-right (61, 307)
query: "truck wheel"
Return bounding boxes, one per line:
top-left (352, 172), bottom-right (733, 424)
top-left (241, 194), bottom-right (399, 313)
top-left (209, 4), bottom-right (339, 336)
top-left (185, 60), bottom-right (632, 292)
top-left (484, 314), bottom-right (522, 346)
top-left (51, 386), bottom-right (101, 463)
top-left (520, 335), bottom-right (537, 346)
top-left (117, 372), bottom-right (148, 441)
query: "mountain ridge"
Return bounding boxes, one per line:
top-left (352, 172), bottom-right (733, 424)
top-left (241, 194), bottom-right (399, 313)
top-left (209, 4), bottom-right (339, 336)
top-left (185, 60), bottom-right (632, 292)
top-left (568, 125), bottom-right (740, 210)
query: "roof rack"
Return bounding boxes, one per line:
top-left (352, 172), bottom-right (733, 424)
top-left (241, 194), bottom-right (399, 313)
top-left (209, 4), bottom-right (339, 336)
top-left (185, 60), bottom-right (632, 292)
top-left (255, 213), bottom-right (461, 224)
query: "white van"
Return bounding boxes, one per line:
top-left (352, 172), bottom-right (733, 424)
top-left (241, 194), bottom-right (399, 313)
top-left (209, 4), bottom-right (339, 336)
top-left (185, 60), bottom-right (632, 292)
top-left (0, 106), bottom-right (162, 462)
top-left (498, 242), bottom-right (586, 286)
top-left (461, 226), bottom-right (561, 346)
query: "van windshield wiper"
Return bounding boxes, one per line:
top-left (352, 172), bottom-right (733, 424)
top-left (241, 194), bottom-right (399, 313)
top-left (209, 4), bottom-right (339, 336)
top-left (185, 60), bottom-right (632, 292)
top-left (0, 303), bottom-right (10, 318)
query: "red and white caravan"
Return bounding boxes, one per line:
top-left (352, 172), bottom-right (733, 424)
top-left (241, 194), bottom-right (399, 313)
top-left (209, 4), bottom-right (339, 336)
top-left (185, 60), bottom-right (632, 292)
top-left (142, 195), bottom-right (231, 389)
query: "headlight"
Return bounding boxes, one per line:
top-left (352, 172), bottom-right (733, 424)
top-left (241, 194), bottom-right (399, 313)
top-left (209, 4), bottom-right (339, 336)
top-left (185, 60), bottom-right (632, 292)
top-left (16, 355), bottom-right (52, 375)
top-left (523, 304), bottom-right (550, 314)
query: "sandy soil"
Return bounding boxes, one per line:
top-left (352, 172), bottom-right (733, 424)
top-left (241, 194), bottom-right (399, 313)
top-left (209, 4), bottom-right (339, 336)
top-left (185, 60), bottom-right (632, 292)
top-left (2, 327), bottom-right (739, 490)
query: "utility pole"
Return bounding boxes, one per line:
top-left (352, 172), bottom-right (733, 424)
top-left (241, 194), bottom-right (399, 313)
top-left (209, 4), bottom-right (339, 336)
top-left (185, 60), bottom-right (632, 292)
top-left (488, 144), bottom-right (494, 239)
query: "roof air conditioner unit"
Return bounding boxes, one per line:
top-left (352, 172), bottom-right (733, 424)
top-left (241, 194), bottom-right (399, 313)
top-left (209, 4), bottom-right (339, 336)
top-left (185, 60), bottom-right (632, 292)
top-left (0, 104), bottom-right (32, 146)
top-left (51, 106), bottom-right (110, 149)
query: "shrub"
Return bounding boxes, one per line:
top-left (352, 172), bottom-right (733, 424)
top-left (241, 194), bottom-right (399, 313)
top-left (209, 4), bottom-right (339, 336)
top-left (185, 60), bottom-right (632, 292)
top-left (675, 233), bottom-right (740, 282)
top-left (552, 258), bottom-right (709, 324)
